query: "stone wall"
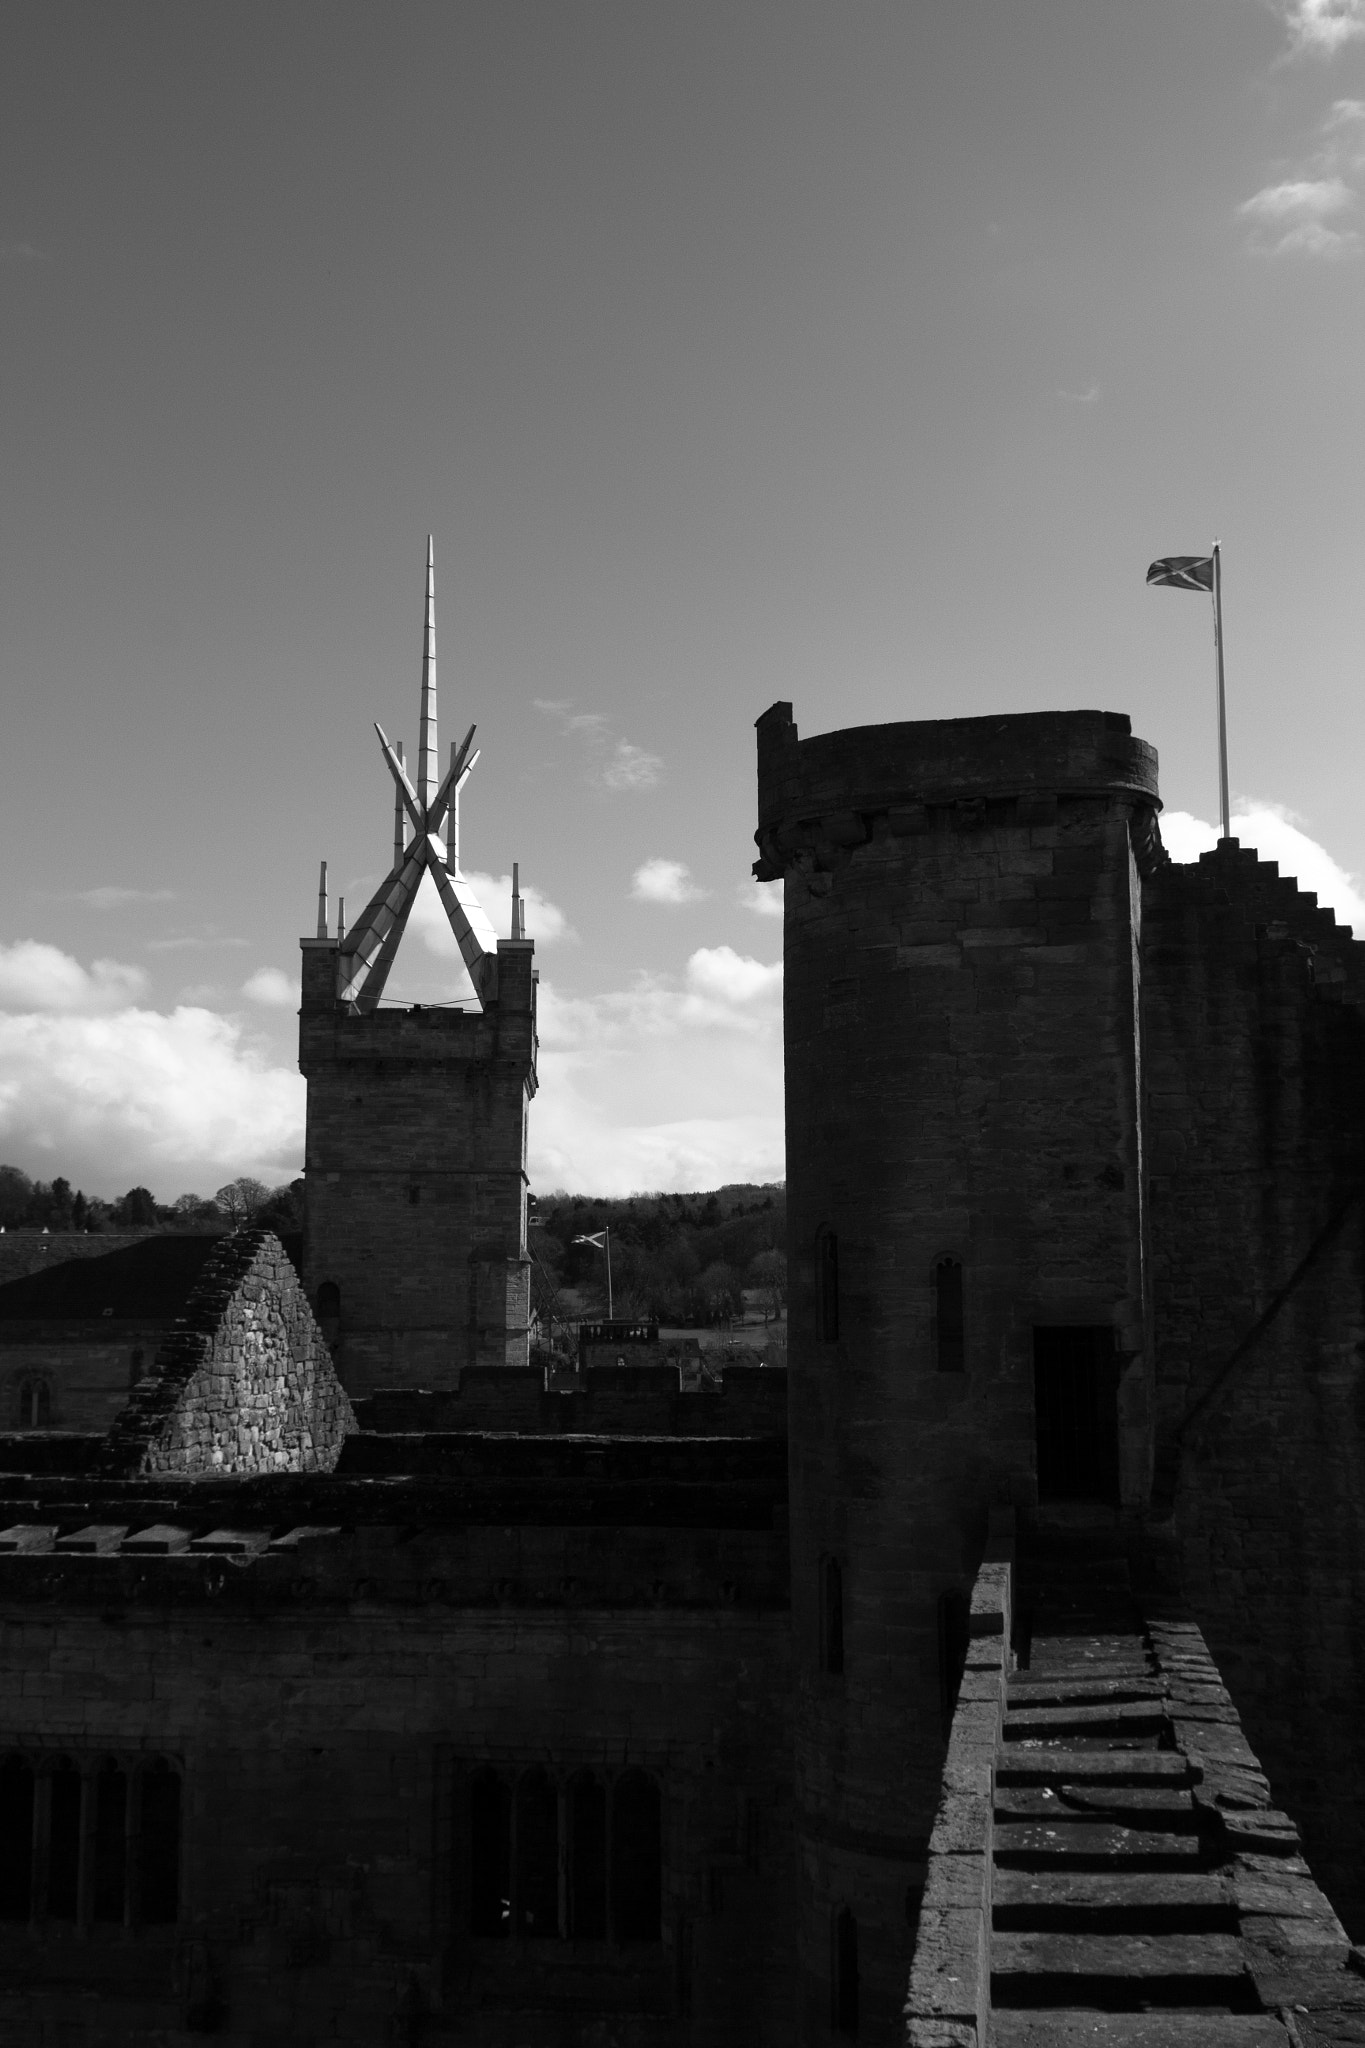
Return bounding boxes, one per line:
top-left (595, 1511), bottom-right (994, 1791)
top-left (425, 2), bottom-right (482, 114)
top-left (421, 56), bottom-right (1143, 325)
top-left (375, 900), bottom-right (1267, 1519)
top-left (99, 1228), bottom-right (356, 1478)
top-left (1144, 839), bottom-right (1365, 1938)
top-left (0, 1507), bottom-right (792, 2047)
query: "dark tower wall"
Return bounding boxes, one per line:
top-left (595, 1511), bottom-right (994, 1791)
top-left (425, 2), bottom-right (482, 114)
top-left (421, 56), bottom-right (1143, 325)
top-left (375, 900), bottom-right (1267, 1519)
top-left (1144, 843), bottom-right (1365, 1938)
top-left (299, 936), bottom-right (536, 1395)
top-left (755, 703), bottom-right (1162, 2042)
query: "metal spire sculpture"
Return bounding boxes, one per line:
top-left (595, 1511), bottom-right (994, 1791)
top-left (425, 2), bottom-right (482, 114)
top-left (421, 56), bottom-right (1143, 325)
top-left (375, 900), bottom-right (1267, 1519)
top-left (335, 539), bottom-right (501, 1012)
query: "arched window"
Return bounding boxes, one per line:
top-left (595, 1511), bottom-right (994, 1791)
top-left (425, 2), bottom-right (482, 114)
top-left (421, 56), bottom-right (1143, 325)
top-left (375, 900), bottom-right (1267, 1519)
top-left (0, 1756), bottom-right (33, 1921)
top-left (315, 1281), bottom-right (341, 1321)
top-left (468, 1769), bottom-right (511, 1937)
top-left (46, 1759), bottom-right (81, 1921)
top-left (818, 1555), bottom-right (845, 1676)
top-left (567, 1771), bottom-right (607, 1939)
top-left (815, 1227), bottom-right (839, 1343)
top-left (137, 1758), bottom-right (181, 1925)
top-left (515, 1768), bottom-right (560, 1938)
top-left (833, 1906), bottom-right (859, 2035)
top-left (93, 1760), bottom-right (127, 1923)
top-left (17, 1377), bottom-right (50, 1429)
top-left (937, 1590), bottom-right (970, 1736)
top-left (610, 1771), bottom-right (661, 1942)
top-left (933, 1258), bottom-right (965, 1373)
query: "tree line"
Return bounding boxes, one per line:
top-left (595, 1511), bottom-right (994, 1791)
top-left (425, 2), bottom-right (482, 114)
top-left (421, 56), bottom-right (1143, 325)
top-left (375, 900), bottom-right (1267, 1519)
top-left (0, 1167), bottom-right (304, 1237)
top-left (527, 1183), bottom-right (787, 1334)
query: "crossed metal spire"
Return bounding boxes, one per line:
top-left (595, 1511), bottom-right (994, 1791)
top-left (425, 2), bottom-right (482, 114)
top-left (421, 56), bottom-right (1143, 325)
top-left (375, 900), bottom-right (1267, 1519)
top-left (335, 539), bottom-right (501, 1012)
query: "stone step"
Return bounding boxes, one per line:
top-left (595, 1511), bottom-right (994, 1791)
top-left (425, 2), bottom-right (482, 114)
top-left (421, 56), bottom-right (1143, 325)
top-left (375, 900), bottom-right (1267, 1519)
top-left (989, 2013), bottom-right (1291, 2045)
top-left (991, 1931), bottom-right (1251, 2005)
top-left (997, 1748), bottom-right (1193, 1787)
top-left (994, 1821), bottom-right (1202, 1866)
top-left (994, 1868), bottom-right (1232, 1934)
top-left (1008, 1675), bottom-right (1165, 1705)
top-left (1006, 1702), bottom-right (1168, 1740)
top-left (995, 1784), bottom-right (1195, 1824)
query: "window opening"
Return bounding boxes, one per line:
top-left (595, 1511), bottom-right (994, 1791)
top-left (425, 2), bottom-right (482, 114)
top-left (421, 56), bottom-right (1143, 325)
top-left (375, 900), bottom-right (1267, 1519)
top-left (816, 1228), bottom-right (839, 1343)
top-left (0, 1757), bottom-right (33, 1921)
top-left (515, 1768), bottom-right (560, 1938)
top-left (92, 1760), bottom-right (127, 1923)
top-left (1033, 1326), bottom-right (1120, 1503)
top-left (611, 1771), bottom-right (661, 1942)
top-left (568, 1772), bottom-right (607, 1939)
top-left (468, 1770), bottom-right (510, 1937)
top-left (818, 1555), bottom-right (844, 1676)
top-left (833, 1906), bottom-right (860, 2035)
top-left (933, 1258), bottom-right (965, 1373)
top-left (137, 1760), bottom-right (181, 1925)
top-left (18, 1378), bottom-right (50, 1429)
top-left (315, 1281), bottom-right (340, 1320)
top-left (937, 1591), bottom-right (970, 1736)
top-left (46, 1761), bottom-right (81, 1920)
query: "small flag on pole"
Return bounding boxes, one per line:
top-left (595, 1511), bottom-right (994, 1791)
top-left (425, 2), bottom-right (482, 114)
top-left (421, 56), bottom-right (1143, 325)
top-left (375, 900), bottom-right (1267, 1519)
top-left (1146, 542), bottom-right (1229, 839)
top-left (1146, 555), bottom-right (1214, 592)
top-left (573, 1232), bottom-right (607, 1249)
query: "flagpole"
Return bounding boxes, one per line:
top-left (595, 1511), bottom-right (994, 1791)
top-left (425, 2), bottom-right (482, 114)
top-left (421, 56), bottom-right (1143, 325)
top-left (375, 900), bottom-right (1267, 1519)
top-left (1213, 540), bottom-right (1230, 841)
top-left (605, 1228), bottom-right (613, 1321)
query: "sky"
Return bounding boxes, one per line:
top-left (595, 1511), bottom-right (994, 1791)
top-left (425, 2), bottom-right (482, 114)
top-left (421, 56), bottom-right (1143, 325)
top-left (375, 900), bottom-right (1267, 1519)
top-left (1, 0), bottom-right (1363, 1200)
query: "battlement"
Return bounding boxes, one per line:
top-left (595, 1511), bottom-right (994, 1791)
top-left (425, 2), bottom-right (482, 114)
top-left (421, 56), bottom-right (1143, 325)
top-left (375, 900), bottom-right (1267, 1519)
top-left (755, 703), bottom-right (1159, 877)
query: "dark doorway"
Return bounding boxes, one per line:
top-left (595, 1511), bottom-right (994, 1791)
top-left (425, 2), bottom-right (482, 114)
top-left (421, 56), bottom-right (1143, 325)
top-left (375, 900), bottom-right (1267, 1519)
top-left (1033, 1326), bottom-right (1120, 1503)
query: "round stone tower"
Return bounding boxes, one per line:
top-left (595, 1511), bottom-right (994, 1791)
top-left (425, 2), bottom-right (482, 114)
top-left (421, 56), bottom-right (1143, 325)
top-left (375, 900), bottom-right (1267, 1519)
top-left (753, 702), bottom-right (1163, 2041)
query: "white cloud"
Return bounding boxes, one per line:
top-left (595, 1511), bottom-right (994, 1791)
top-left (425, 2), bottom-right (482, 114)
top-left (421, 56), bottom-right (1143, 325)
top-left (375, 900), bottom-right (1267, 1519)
top-left (241, 967), bottom-right (296, 1008)
top-left (146, 933), bottom-right (249, 952)
top-left (535, 701), bottom-right (663, 791)
top-left (631, 858), bottom-right (706, 905)
top-left (738, 877), bottom-right (784, 919)
top-left (0, 941), bottom-right (148, 1014)
top-left (1160, 802), bottom-right (1365, 932)
top-left (602, 740), bottom-right (663, 791)
top-left (73, 886), bottom-right (177, 911)
top-left (530, 946), bottom-right (784, 1194)
top-left (0, 954), bottom-right (304, 1195)
top-left (1278, 0), bottom-right (1365, 56)
top-left (1057, 383), bottom-right (1101, 405)
top-left (1239, 103), bottom-right (1365, 255)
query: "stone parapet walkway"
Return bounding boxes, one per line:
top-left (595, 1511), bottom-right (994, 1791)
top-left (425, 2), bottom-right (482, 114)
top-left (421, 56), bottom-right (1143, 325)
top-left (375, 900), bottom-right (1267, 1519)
top-left (906, 1522), bottom-right (1365, 2046)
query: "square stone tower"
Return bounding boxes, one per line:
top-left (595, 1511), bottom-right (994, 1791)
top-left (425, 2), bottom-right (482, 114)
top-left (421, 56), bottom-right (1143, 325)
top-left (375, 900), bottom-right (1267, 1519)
top-left (299, 542), bottom-right (536, 1395)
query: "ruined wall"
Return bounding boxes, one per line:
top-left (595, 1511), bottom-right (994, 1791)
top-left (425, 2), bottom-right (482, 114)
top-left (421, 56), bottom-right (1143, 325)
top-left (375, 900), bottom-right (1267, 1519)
top-left (0, 1328), bottom-right (163, 1432)
top-left (0, 1515), bottom-right (793, 2048)
top-left (299, 937), bottom-right (536, 1396)
top-left (756, 703), bottom-right (1160, 2043)
top-left (98, 1228), bottom-right (356, 1478)
top-left (1144, 840), bottom-right (1365, 1938)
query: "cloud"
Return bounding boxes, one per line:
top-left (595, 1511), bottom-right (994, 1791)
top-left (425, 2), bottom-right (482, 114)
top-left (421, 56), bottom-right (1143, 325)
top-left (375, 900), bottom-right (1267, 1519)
top-left (0, 943), bottom-right (304, 1192)
top-left (738, 878), bottom-right (784, 919)
top-left (535, 701), bottom-right (663, 791)
top-left (72, 886), bottom-right (177, 911)
top-left (602, 741), bottom-right (663, 790)
top-left (1160, 802), bottom-right (1365, 932)
top-left (530, 947), bottom-right (784, 1194)
top-left (146, 933), bottom-right (249, 952)
top-left (0, 941), bottom-right (148, 1014)
top-left (0, 239), bottom-right (45, 263)
top-left (241, 967), bottom-right (296, 1008)
top-left (1056, 383), bottom-right (1101, 405)
top-left (1277, 0), bottom-right (1365, 56)
top-left (631, 858), bottom-right (707, 905)
top-left (1239, 101), bottom-right (1365, 255)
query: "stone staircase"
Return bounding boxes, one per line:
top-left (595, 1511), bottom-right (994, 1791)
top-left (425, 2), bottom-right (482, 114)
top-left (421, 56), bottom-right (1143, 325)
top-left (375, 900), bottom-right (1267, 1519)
top-left (993, 1544), bottom-right (1267, 2043)
top-left (905, 1521), bottom-right (1365, 2046)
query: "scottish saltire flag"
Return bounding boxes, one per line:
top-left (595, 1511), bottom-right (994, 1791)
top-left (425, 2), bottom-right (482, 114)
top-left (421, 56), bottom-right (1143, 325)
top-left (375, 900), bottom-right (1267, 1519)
top-left (1147, 555), bottom-right (1214, 592)
top-left (573, 1231), bottom-right (607, 1249)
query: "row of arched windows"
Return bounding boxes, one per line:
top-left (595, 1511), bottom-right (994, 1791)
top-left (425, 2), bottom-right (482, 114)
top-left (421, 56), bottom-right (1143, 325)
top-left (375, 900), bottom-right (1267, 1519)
top-left (464, 1765), bottom-right (662, 1943)
top-left (0, 1753), bottom-right (180, 1928)
top-left (812, 1234), bottom-right (966, 1372)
